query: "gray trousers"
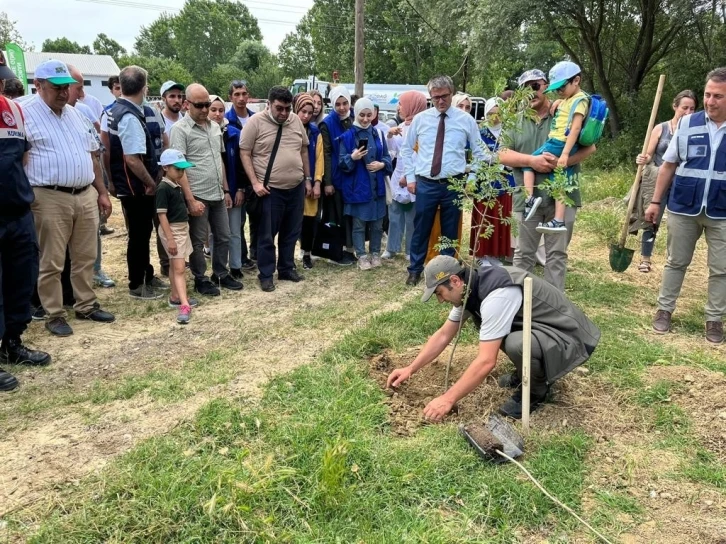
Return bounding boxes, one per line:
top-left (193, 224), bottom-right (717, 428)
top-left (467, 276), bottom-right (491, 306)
top-left (657, 211), bottom-right (726, 320)
top-left (188, 198), bottom-right (231, 282)
top-left (513, 203), bottom-right (577, 292)
top-left (503, 331), bottom-right (548, 397)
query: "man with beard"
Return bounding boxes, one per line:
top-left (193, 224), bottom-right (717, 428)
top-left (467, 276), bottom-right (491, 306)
top-left (160, 80), bottom-right (184, 134)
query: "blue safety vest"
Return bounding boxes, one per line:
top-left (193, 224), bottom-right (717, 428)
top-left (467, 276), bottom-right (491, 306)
top-left (668, 110), bottom-right (726, 219)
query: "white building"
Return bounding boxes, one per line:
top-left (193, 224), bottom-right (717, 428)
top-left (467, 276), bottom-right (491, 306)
top-left (11, 52), bottom-right (120, 104)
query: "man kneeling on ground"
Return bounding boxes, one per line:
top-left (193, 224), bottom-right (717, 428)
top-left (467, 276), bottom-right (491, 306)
top-left (386, 256), bottom-right (600, 420)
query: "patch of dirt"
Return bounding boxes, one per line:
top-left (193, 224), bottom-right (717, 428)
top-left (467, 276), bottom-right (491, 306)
top-left (644, 365), bottom-right (726, 462)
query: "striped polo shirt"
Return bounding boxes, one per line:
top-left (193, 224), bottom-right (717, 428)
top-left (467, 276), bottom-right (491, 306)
top-left (23, 95), bottom-right (99, 188)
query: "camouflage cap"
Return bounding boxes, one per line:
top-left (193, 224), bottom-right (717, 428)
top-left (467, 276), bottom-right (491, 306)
top-left (517, 69), bottom-right (547, 87)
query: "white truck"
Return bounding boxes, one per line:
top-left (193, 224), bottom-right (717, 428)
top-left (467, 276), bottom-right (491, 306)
top-left (290, 77), bottom-right (429, 113)
top-left (290, 77), bottom-right (487, 120)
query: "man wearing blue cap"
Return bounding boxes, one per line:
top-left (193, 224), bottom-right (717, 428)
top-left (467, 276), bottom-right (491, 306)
top-left (0, 52), bottom-right (52, 390)
top-left (499, 68), bottom-right (595, 291)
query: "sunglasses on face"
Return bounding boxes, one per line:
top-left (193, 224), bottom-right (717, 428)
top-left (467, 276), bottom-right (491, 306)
top-left (190, 101), bottom-right (212, 109)
top-left (524, 82), bottom-right (542, 92)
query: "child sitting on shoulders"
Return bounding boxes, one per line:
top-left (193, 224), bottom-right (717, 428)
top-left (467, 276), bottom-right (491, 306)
top-left (522, 61), bottom-right (588, 234)
top-left (156, 149), bottom-right (197, 324)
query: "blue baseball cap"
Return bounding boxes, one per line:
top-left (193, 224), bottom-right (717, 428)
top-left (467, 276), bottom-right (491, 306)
top-left (546, 61), bottom-right (581, 92)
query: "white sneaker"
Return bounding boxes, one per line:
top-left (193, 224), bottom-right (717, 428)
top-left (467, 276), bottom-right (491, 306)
top-left (371, 254), bottom-right (382, 268)
top-left (358, 255), bottom-right (372, 270)
top-left (381, 251), bottom-right (394, 259)
top-left (405, 254), bottom-right (410, 260)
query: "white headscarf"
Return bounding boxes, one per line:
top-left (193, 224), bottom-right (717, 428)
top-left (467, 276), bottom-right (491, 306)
top-left (353, 97), bottom-right (375, 128)
top-left (484, 97), bottom-right (503, 138)
top-left (329, 86), bottom-right (351, 119)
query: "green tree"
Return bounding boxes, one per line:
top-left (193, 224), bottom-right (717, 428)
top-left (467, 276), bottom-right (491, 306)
top-left (278, 19), bottom-right (316, 79)
top-left (173, 0), bottom-right (262, 81)
top-left (42, 37), bottom-right (92, 54)
top-left (0, 11), bottom-right (32, 50)
top-left (135, 13), bottom-right (178, 60)
top-left (92, 33), bottom-right (127, 62)
top-left (206, 41), bottom-right (285, 99)
top-left (117, 54), bottom-right (193, 96)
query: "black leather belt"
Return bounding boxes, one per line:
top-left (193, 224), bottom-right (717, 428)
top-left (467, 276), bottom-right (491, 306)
top-left (417, 173), bottom-right (467, 184)
top-left (39, 185), bottom-right (91, 195)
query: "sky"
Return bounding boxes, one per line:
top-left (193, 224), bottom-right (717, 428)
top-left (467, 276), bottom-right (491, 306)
top-left (3, 0), bottom-right (315, 54)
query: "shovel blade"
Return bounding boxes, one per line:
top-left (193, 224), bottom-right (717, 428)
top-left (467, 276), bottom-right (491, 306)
top-left (609, 243), bottom-right (634, 273)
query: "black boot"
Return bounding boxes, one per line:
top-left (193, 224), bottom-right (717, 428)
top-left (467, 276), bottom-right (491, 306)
top-left (0, 337), bottom-right (52, 366)
top-left (0, 368), bottom-right (18, 391)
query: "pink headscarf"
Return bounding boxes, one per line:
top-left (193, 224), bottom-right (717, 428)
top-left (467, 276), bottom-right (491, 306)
top-left (398, 90), bottom-right (427, 120)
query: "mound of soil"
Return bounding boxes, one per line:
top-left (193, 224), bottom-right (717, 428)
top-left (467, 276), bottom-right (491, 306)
top-left (369, 345), bottom-right (586, 436)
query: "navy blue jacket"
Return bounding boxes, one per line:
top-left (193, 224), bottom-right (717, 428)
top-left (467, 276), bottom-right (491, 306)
top-left (339, 126), bottom-right (392, 205)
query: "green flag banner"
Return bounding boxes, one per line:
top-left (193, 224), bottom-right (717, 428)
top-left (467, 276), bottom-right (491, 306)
top-left (6, 43), bottom-right (27, 92)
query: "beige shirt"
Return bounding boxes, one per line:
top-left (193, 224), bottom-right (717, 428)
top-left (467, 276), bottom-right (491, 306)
top-left (169, 114), bottom-right (224, 201)
top-left (240, 110), bottom-right (308, 190)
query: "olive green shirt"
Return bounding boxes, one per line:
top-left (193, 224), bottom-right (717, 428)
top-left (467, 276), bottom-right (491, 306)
top-left (169, 114), bottom-right (225, 202)
top-left (503, 108), bottom-right (582, 213)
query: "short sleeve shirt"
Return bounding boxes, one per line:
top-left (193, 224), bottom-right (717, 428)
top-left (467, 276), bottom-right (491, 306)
top-left (118, 111), bottom-right (147, 155)
top-left (549, 91), bottom-right (589, 141)
top-left (155, 178), bottom-right (188, 223)
top-left (447, 286), bottom-right (523, 342)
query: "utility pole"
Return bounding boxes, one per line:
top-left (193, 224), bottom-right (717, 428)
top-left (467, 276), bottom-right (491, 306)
top-left (354, 0), bottom-right (365, 97)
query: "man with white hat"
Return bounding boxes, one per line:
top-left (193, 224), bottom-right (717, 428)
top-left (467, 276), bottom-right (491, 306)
top-left (0, 52), bottom-right (52, 391)
top-left (160, 80), bottom-right (185, 134)
top-left (23, 59), bottom-right (115, 337)
top-left (498, 68), bottom-right (595, 291)
top-left (386, 256), bottom-right (600, 421)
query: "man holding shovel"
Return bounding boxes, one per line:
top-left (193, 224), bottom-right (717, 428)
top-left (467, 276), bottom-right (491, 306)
top-left (646, 67), bottom-right (726, 344)
top-left (386, 257), bottom-right (600, 421)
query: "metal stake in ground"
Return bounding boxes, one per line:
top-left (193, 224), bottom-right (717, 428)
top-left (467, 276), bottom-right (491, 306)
top-left (610, 74), bottom-right (666, 272)
top-left (521, 277), bottom-right (533, 434)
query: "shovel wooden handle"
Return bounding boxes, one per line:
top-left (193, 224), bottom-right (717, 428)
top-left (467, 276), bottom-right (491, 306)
top-left (618, 74), bottom-right (666, 248)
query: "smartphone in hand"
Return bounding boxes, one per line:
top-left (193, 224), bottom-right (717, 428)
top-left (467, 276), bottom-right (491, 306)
top-left (358, 139), bottom-right (369, 151)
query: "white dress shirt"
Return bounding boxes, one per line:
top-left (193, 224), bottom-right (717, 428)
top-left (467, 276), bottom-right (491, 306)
top-left (23, 96), bottom-right (99, 188)
top-left (401, 105), bottom-right (486, 181)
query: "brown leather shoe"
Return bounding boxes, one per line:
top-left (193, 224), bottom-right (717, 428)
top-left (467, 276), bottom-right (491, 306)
top-left (652, 310), bottom-right (672, 334)
top-left (706, 321), bottom-right (724, 344)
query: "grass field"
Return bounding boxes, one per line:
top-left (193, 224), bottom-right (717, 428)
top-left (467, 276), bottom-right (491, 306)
top-left (1, 169), bottom-right (724, 543)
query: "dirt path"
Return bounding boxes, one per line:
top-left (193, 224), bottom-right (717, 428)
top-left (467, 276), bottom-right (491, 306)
top-left (0, 218), bottom-right (417, 518)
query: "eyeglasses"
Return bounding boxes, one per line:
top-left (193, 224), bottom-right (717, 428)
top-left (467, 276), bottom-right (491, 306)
top-left (524, 82), bottom-right (542, 91)
top-left (430, 92), bottom-right (452, 102)
top-left (190, 101), bottom-right (212, 109)
top-left (273, 104), bottom-right (292, 113)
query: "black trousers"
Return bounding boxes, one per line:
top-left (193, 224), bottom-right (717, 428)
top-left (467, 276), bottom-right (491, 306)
top-left (503, 331), bottom-right (548, 397)
top-left (1, 211), bottom-right (39, 341)
top-left (323, 189), bottom-right (353, 249)
top-left (257, 184), bottom-right (304, 281)
top-left (120, 195), bottom-right (156, 290)
top-left (300, 215), bottom-right (317, 252)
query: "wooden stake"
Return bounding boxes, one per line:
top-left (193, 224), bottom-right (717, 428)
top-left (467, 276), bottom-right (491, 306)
top-left (521, 277), bottom-right (533, 434)
top-left (354, 0), bottom-right (365, 98)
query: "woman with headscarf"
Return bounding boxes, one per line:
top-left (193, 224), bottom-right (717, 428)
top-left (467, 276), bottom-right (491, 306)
top-left (470, 97), bottom-right (515, 264)
top-left (294, 93), bottom-right (324, 269)
top-left (308, 89), bottom-right (326, 125)
top-left (320, 85), bottom-right (356, 265)
top-left (207, 95), bottom-right (246, 279)
top-left (338, 97), bottom-right (393, 270)
top-left (424, 93), bottom-right (471, 263)
top-left (382, 90), bottom-right (427, 260)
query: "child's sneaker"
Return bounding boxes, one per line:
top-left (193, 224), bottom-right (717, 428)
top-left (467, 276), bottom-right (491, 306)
top-left (381, 251), bottom-right (394, 260)
top-left (177, 304), bottom-right (191, 324)
top-left (370, 253), bottom-right (382, 268)
top-left (358, 255), bottom-right (372, 270)
top-left (524, 195), bottom-right (543, 221)
top-left (536, 219), bottom-right (567, 234)
top-left (168, 297), bottom-right (199, 308)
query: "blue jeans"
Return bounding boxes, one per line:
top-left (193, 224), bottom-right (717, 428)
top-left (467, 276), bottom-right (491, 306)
top-left (408, 177), bottom-right (462, 274)
top-left (386, 201), bottom-right (415, 254)
top-left (210, 206), bottom-right (243, 269)
top-left (257, 184), bottom-right (304, 281)
top-left (352, 216), bottom-right (384, 256)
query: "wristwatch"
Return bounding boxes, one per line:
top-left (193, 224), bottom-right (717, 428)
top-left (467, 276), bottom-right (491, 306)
top-left (305, 176), bottom-right (313, 181)
top-left (223, 190), bottom-right (230, 194)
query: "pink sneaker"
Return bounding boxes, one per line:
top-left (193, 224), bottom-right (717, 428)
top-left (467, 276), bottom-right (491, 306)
top-left (177, 304), bottom-right (191, 324)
